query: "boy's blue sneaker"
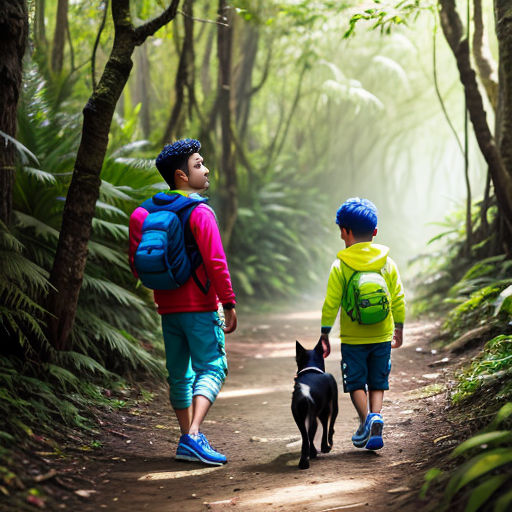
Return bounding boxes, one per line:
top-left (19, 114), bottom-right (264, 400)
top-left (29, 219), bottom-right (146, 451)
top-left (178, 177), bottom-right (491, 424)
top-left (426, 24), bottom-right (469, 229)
top-left (175, 433), bottom-right (227, 465)
top-left (351, 423), bottom-right (370, 448)
top-left (365, 413), bottom-right (384, 451)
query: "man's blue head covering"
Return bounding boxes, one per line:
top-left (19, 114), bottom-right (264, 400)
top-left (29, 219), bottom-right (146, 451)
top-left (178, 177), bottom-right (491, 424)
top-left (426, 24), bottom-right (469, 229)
top-left (155, 138), bottom-right (201, 179)
top-left (335, 197), bottom-right (378, 236)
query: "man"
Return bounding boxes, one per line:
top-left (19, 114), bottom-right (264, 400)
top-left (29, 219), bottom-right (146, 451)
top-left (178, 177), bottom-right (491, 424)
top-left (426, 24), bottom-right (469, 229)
top-left (129, 138), bottom-right (237, 465)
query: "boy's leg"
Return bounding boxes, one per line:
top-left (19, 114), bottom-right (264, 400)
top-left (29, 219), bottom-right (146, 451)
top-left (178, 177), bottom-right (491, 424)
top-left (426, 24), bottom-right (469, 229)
top-left (350, 389), bottom-right (368, 424)
top-left (364, 342), bottom-right (392, 450)
top-left (369, 390), bottom-right (384, 413)
top-left (341, 344), bottom-right (372, 447)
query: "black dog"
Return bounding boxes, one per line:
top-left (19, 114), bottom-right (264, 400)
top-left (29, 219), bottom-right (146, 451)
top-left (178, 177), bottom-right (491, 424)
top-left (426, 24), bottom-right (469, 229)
top-left (291, 339), bottom-right (338, 469)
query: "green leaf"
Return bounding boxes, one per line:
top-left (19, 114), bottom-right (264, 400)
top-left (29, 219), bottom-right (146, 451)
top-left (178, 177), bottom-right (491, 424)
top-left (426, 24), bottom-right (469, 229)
top-left (493, 285), bottom-right (512, 316)
top-left (0, 130), bottom-right (39, 165)
top-left (445, 448), bottom-right (512, 501)
top-left (487, 403), bottom-right (512, 431)
top-left (494, 488), bottom-right (512, 512)
top-left (464, 474), bottom-right (509, 512)
top-left (420, 468), bottom-right (443, 499)
top-left (451, 432), bottom-right (512, 458)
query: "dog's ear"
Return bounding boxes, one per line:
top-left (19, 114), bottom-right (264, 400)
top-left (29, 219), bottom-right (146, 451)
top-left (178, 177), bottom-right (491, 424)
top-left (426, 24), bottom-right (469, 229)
top-left (296, 340), bottom-right (306, 358)
top-left (314, 338), bottom-right (323, 354)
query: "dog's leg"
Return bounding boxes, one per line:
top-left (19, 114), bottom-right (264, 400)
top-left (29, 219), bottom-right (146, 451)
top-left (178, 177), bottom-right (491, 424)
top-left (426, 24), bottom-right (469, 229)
top-left (292, 400), bottom-right (310, 469)
top-left (308, 416), bottom-right (318, 459)
top-left (328, 377), bottom-right (339, 448)
top-left (319, 408), bottom-right (331, 453)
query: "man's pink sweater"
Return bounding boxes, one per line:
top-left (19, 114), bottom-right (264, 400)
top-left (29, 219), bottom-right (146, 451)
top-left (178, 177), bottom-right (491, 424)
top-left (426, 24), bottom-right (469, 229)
top-left (129, 202), bottom-right (236, 314)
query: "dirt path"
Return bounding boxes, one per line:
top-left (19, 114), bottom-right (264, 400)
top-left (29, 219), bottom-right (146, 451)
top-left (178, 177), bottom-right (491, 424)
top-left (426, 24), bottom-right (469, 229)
top-left (77, 310), bottom-right (451, 512)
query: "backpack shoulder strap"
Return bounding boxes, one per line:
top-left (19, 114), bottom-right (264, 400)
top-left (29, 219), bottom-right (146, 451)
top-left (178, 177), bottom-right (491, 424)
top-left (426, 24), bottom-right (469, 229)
top-left (181, 202), bottom-right (211, 295)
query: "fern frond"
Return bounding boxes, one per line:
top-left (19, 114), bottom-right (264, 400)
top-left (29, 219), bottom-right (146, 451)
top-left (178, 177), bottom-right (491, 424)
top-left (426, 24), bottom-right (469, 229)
top-left (81, 275), bottom-right (145, 307)
top-left (91, 218), bottom-right (129, 240)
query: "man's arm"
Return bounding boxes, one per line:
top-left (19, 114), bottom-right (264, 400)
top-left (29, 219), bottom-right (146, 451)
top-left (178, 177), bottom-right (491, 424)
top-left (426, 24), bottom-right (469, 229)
top-left (191, 205), bottom-right (237, 332)
top-left (128, 207), bottom-right (149, 278)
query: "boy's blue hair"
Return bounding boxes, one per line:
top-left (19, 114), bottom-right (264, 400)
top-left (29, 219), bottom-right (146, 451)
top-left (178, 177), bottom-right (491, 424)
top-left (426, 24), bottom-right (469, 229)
top-left (335, 197), bottom-right (378, 236)
top-left (155, 138), bottom-right (201, 187)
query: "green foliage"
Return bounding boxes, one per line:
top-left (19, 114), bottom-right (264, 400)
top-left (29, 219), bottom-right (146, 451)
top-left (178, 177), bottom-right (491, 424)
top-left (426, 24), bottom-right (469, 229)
top-left (425, 403), bottom-right (512, 512)
top-left (10, 65), bottom-right (164, 378)
top-left (344, 0), bottom-right (432, 38)
top-left (454, 336), bottom-right (512, 402)
top-left (0, 220), bottom-right (50, 353)
top-left (229, 168), bottom-right (329, 298)
top-left (422, 404), bottom-right (512, 512)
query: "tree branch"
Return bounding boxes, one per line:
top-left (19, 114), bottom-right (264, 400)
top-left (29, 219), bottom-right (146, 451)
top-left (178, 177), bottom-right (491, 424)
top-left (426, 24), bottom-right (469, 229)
top-left (91, 0), bottom-right (109, 92)
top-left (134, 0), bottom-right (180, 44)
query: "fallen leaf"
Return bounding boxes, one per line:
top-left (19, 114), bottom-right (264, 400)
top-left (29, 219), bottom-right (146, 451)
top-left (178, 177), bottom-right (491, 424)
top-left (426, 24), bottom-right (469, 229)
top-left (387, 486), bottom-right (411, 493)
top-left (433, 434), bottom-right (451, 444)
top-left (33, 470), bottom-right (58, 483)
top-left (75, 489), bottom-right (97, 498)
top-left (26, 495), bottom-right (45, 508)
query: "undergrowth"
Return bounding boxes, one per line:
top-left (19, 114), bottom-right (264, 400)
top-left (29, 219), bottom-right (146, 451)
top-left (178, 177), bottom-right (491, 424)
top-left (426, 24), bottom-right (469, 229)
top-left (412, 208), bottom-right (512, 512)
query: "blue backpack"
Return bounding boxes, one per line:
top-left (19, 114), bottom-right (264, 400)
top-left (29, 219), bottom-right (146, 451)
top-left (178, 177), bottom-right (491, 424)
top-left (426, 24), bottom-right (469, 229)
top-left (133, 192), bottom-right (210, 292)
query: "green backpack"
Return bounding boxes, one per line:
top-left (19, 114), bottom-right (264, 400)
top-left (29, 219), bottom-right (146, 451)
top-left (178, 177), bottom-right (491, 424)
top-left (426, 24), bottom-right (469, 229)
top-left (342, 266), bottom-right (390, 325)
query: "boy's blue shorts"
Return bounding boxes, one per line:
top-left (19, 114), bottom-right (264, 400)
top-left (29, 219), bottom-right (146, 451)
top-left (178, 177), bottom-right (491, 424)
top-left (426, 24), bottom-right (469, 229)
top-left (340, 341), bottom-right (392, 393)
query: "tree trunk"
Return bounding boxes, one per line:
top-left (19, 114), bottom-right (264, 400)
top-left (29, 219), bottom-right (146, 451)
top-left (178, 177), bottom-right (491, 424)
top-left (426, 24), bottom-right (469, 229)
top-left (495, 0), bottom-right (512, 250)
top-left (51, 0), bottom-right (68, 74)
top-left (161, 0), bottom-right (195, 145)
top-left (234, 24), bottom-right (259, 140)
top-left (473, 0), bottom-right (498, 110)
top-left (34, 0), bottom-right (47, 48)
top-left (135, 44), bottom-right (151, 138)
top-left (200, 25), bottom-right (215, 99)
top-left (439, 0), bottom-right (512, 237)
top-left (217, 0), bottom-right (237, 250)
top-left (46, 0), bottom-right (180, 351)
top-left (0, 0), bottom-right (28, 227)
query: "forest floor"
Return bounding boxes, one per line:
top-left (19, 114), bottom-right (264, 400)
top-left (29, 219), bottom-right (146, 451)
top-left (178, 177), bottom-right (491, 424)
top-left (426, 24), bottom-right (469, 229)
top-left (8, 308), bottom-right (473, 512)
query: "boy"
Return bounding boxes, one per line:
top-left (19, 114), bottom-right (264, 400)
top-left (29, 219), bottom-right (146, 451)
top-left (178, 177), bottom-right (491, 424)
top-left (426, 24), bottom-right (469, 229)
top-left (320, 197), bottom-right (404, 450)
top-left (129, 138), bottom-right (237, 465)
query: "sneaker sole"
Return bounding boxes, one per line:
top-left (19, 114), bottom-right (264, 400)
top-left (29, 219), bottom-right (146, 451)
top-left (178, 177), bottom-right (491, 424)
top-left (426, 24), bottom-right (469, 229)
top-left (176, 444), bottom-right (226, 466)
top-left (365, 420), bottom-right (384, 451)
top-left (352, 435), bottom-right (368, 448)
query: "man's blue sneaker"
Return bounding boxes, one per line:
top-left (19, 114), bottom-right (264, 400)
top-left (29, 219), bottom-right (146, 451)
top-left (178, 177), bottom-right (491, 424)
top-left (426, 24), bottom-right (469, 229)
top-left (175, 433), bottom-right (227, 465)
top-left (351, 423), bottom-right (369, 448)
top-left (365, 413), bottom-right (384, 451)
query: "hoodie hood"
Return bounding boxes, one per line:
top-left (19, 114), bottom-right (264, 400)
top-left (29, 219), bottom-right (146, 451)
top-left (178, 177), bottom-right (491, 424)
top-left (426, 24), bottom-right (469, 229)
top-left (337, 242), bottom-right (389, 271)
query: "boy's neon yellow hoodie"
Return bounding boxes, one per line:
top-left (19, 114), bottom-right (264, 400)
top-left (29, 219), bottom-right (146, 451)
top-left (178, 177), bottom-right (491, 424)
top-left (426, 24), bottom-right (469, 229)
top-left (321, 242), bottom-right (405, 344)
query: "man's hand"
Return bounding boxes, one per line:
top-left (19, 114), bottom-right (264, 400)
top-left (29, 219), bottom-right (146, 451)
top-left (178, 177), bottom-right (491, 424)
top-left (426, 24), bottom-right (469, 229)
top-left (223, 308), bottom-right (237, 334)
top-left (320, 334), bottom-right (331, 358)
top-left (391, 327), bottom-right (403, 348)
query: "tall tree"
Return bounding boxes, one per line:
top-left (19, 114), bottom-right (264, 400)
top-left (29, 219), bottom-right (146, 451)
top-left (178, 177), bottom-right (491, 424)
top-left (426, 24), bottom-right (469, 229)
top-left (439, 0), bottom-right (512, 251)
top-left (34, 0), bottom-right (47, 49)
top-left (135, 44), bottom-right (151, 138)
top-left (46, 0), bottom-right (180, 351)
top-left (161, 0), bottom-right (196, 144)
top-left (217, 0), bottom-right (238, 249)
top-left (51, 0), bottom-right (68, 73)
top-left (0, 0), bottom-right (28, 226)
